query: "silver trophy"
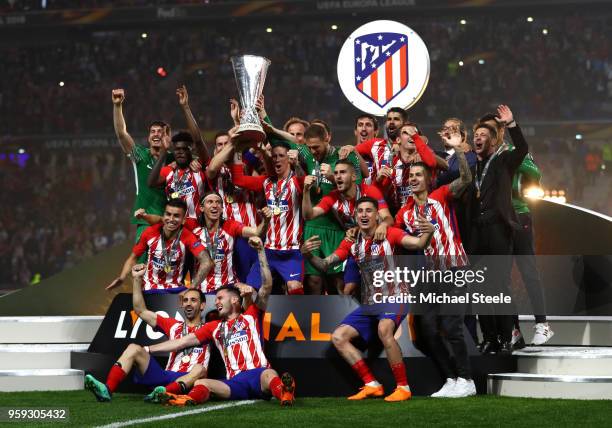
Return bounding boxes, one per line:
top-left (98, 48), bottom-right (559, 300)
top-left (230, 55), bottom-right (271, 148)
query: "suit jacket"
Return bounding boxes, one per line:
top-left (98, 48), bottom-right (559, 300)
top-left (463, 125), bottom-right (528, 235)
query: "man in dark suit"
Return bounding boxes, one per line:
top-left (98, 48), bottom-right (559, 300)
top-left (465, 105), bottom-right (528, 354)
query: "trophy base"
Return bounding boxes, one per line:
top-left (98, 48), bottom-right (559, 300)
top-left (235, 126), bottom-right (266, 151)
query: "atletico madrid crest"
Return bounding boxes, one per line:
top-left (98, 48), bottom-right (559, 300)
top-left (337, 20), bottom-right (430, 116)
top-left (354, 32), bottom-right (409, 108)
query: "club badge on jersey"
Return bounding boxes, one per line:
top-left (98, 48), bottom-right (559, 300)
top-left (337, 20), bottom-right (430, 116)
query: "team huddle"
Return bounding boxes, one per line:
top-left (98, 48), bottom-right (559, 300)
top-left (84, 85), bottom-right (551, 404)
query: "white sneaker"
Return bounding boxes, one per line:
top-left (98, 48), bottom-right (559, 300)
top-left (532, 323), bottom-right (554, 345)
top-left (448, 378), bottom-right (476, 398)
top-left (430, 378), bottom-right (456, 398)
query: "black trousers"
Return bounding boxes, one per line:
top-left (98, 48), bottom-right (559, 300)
top-left (513, 212), bottom-right (547, 324)
top-left (416, 279), bottom-right (472, 380)
top-left (469, 220), bottom-right (515, 343)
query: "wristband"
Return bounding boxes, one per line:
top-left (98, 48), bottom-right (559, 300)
top-left (506, 120), bottom-right (517, 127)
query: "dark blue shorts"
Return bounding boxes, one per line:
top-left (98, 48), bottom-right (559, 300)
top-left (343, 257), bottom-right (361, 284)
top-left (132, 356), bottom-right (185, 387)
top-left (340, 305), bottom-right (406, 344)
top-left (221, 367), bottom-right (271, 400)
top-left (233, 236), bottom-right (258, 283)
top-left (247, 249), bottom-right (303, 289)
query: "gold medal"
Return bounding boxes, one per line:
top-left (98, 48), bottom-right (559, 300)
top-left (171, 192), bottom-right (179, 199)
top-left (273, 206), bottom-right (281, 216)
top-left (164, 264), bottom-right (172, 273)
top-left (226, 195), bottom-right (234, 204)
top-left (181, 355), bottom-right (190, 364)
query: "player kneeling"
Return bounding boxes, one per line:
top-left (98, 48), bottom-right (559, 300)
top-left (85, 264), bottom-right (209, 402)
top-left (147, 237), bottom-right (296, 406)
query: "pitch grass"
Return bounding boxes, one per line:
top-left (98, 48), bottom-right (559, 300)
top-left (0, 391), bottom-right (610, 427)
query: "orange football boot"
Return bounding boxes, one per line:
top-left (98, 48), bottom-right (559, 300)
top-left (347, 384), bottom-right (385, 400)
top-left (384, 387), bottom-right (412, 402)
top-left (168, 394), bottom-right (197, 406)
top-left (280, 372), bottom-right (296, 406)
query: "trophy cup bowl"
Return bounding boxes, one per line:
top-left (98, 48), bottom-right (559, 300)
top-left (230, 55), bottom-right (271, 150)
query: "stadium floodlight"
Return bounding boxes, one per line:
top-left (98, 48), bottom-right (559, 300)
top-left (478, 59), bottom-right (485, 65)
top-left (460, 19), bottom-right (467, 25)
top-left (458, 60), bottom-right (464, 66)
top-left (266, 27), bottom-right (273, 33)
top-left (527, 17), bottom-right (534, 22)
top-left (542, 28), bottom-right (548, 35)
top-left (141, 33), bottom-right (148, 39)
top-left (524, 186), bottom-right (545, 199)
top-left (59, 81), bottom-right (65, 87)
top-left (331, 25), bottom-right (338, 30)
top-left (575, 133), bottom-right (583, 140)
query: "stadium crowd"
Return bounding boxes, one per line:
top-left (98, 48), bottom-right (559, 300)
top-left (1, 13), bottom-right (612, 136)
top-left (0, 150), bottom-right (132, 286)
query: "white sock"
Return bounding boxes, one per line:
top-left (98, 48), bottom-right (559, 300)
top-left (365, 380), bottom-right (381, 387)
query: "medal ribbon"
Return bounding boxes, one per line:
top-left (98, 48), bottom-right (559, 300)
top-left (171, 168), bottom-right (191, 196)
top-left (202, 226), bottom-right (221, 260)
top-left (475, 144), bottom-right (508, 197)
top-left (181, 322), bottom-right (203, 360)
top-left (160, 227), bottom-right (182, 273)
top-left (272, 172), bottom-right (294, 209)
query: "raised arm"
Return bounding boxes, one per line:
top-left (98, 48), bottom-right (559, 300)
top-left (497, 105), bottom-right (528, 171)
top-left (148, 332), bottom-right (200, 354)
top-left (444, 132), bottom-right (472, 197)
top-left (177, 85), bottom-right (210, 164)
top-left (206, 136), bottom-right (235, 180)
top-left (191, 250), bottom-right (213, 290)
top-left (131, 264), bottom-right (157, 327)
top-left (248, 237), bottom-right (273, 310)
top-left (231, 150), bottom-right (267, 191)
top-left (112, 89), bottom-right (135, 154)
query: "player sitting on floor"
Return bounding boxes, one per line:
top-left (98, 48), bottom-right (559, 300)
top-left (85, 264), bottom-right (210, 402)
top-left (146, 236), bottom-right (296, 406)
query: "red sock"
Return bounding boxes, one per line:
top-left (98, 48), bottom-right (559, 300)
top-left (165, 382), bottom-right (182, 394)
top-left (351, 360), bottom-right (376, 384)
top-left (106, 365), bottom-right (127, 393)
top-left (269, 376), bottom-right (283, 400)
top-left (391, 362), bottom-right (408, 387)
top-left (288, 287), bottom-right (304, 295)
top-left (188, 384), bottom-right (210, 404)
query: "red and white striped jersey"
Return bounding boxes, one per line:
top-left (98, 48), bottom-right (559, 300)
top-left (192, 220), bottom-right (244, 292)
top-left (231, 164), bottom-right (304, 251)
top-left (160, 166), bottom-right (207, 219)
top-left (133, 224), bottom-right (205, 291)
top-left (209, 165), bottom-right (259, 228)
top-left (387, 156), bottom-right (412, 208)
top-left (334, 227), bottom-right (407, 301)
top-left (317, 183), bottom-right (388, 229)
top-left (194, 304), bottom-right (269, 379)
top-left (156, 315), bottom-right (210, 372)
top-left (395, 184), bottom-right (468, 271)
top-left (356, 138), bottom-right (393, 183)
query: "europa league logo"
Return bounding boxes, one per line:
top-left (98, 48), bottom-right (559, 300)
top-left (230, 55), bottom-right (271, 147)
